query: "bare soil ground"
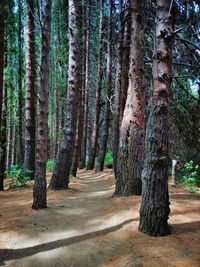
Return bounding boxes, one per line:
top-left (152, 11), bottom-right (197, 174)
top-left (0, 169), bottom-right (200, 267)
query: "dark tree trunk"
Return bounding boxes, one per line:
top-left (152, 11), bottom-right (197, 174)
top-left (114, 0), bottom-right (145, 196)
top-left (0, 0), bottom-right (5, 133)
top-left (119, 4), bottom-right (131, 124)
top-left (0, 89), bottom-right (6, 191)
top-left (32, 0), bottom-right (51, 209)
top-left (79, 0), bottom-right (90, 169)
top-left (49, 0), bottom-right (81, 190)
top-left (24, 0), bottom-right (36, 180)
top-left (96, 0), bottom-right (112, 172)
top-left (0, 0), bottom-right (5, 191)
top-left (18, 0), bottom-right (24, 165)
top-left (112, 1), bottom-right (124, 174)
top-left (87, 0), bottom-right (104, 170)
top-left (139, 0), bottom-right (174, 236)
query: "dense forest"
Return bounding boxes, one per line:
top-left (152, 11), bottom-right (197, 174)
top-left (0, 0), bottom-right (200, 265)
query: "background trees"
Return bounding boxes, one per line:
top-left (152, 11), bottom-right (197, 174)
top-left (0, 0), bottom-right (199, 234)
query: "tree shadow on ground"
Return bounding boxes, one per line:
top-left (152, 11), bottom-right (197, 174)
top-left (0, 218), bottom-right (137, 266)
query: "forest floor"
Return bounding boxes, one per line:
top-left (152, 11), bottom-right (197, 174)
top-left (0, 169), bottom-right (200, 267)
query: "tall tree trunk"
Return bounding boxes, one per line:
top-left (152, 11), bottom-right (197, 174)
top-left (139, 0), bottom-right (174, 236)
top-left (114, 0), bottom-right (145, 196)
top-left (112, 1), bottom-right (124, 174)
top-left (18, 0), bottom-right (24, 165)
top-left (53, 36), bottom-right (59, 161)
top-left (87, 0), bottom-right (104, 170)
top-left (119, 5), bottom-right (131, 124)
top-left (0, 0), bottom-right (5, 134)
top-left (24, 0), bottom-right (36, 180)
top-left (0, 0), bottom-right (5, 191)
top-left (96, 0), bottom-right (112, 172)
top-left (79, 0), bottom-right (91, 169)
top-left (49, 0), bottom-right (81, 190)
top-left (0, 88), bottom-right (6, 191)
top-left (32, 0), bottom-right (51, 209)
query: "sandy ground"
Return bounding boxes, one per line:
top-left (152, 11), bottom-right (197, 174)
top-left (0, 169), bottom-right (200, 267)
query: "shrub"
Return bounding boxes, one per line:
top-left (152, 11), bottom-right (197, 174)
top-left (182, 160), bottom-right (200, 187)
top-left (104, 151), bottom-right (113, 168)
top-left (6, 165), bottom-right (32, 188)
top-left (46, 160), bottom-right (55, 172)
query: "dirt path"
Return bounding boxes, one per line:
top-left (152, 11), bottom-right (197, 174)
top-left (0, 170), bottom-right (200, 267)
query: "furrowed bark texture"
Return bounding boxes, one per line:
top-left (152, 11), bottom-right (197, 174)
top-left (32, 0), bottom-right (51, 209)
top-left (0, 0), bottom-right (5, 134)
top-left (96, 0), bottom-right (112, 172)
top-left (18, 0), bottom-right (24, 165)
top-left (114, 0), bottom-right (145, 196)
top-left (24, 0), bottom-right (36, 180)
top-left (79, 0), bottom-right (90, 169)
top-left (112, 1), bottom-right (124, 174)
top-left (139, 0), bottom-right (174, 236)
top-left (49, 0), bottom-right (81, 189)
top-left (87, 0), bottom-right (104, 170)
top-left (0, 91), bottom-right (6, 191)
top-left (0, 0), bottom-right (5, 191)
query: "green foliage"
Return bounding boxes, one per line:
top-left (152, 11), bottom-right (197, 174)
top-left (46, 160), bottom-right (55, 172)
top-left (104, 151), bottom-right (113, 168)
top-left (6, 165), bottom-right (32, 188)
top-left (182, 161), bottom-right (200, 187)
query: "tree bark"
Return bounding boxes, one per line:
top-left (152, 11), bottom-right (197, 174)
top-left (18, 0), bottom-right (24, 165)
top-left (49, 0), bottom-right (81, 190)
top-left (112, 1), bottom-right (124, 174)
top-left (79, 0), bottom-right (91, 169)
top-left (0, 0), bottom-right (5, 191)
top-left (96, 0), bottom-right (112, 172)
top-left (32, 0), bottom-right (51, 209)
top-left (0, 0), bottom-right (5, 134)
top-left (24, 0), bottom-right (36, 180)
top-left (87, 0), bottom-right (104, 170)
top-left (114, 0), bottom-right (145, 196)
top-left (139, 0), bottom-right (174, 236)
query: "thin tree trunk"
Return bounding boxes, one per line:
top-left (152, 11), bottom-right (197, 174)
top-left (32, 0), bottom-right (51, 209)
top-left (112, 1), bottom-right (124, 174)
top-left (0, 0), bottom-right (5, 190)
top-left (49, 0), bottom-right (81, 190)
top-left (0, 0), bottom-right (5, 133)
top-left (24, 0), bottom-right (36, 180)
top-left (18, 0), bottom-right (24, 165)
top-left (87, 0), bottom-right (104, 170)
top-left (0, 88), bottom-right (6, 191)
top-left (139, 0), bottom-right (174, 236)
top-left (79, 0), bottom-right (91, 169)
top-left (96, 0), bottom-right (112, 172)
top-left (114, 0), bottom-right (145, 196)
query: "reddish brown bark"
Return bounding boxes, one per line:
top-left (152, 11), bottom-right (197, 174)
top-left (87, 0), bottom-right (104, 170)
top-left (114, 0), bottom-right (145, 196)
top-left (96, 0), bottom-right (112, 172)
top-left (24, 0), bottom-right (36, 180)
top-left (32, 0), bottom-right (51, 209)
top-left (0, 0), bottom-right (5, 133)
top-left (139, 0), bottom-right (174, 236)
top-left (49, 0), bottom-right (81, 190)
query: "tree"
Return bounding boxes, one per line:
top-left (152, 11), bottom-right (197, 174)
top-left (32, 0), bottom-right (52, 209)
top-left (96, 0), bottom-right (112, 172)
top-left (114, 0), bottom-right (145, 196)
top-left (139, 0), bottom-right (174, 236)
top-left (49, 0), bottom-right (81, 190)
top-left (0, 0), bottom-right (5, 191)
top-left (24, 0), bottom-right (36, 180)
top-left (79, 0), bottom-right (91, 169)
top-left (87, 0), bottom-right (104, 170)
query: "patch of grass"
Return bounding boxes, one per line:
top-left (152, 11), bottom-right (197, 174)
top-left (104, 151), bottom-right (113, 168)
top-left (46, 160), bottom-right (55, 172)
